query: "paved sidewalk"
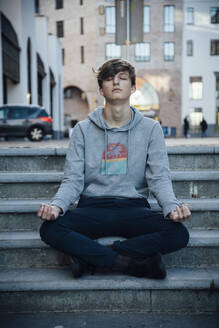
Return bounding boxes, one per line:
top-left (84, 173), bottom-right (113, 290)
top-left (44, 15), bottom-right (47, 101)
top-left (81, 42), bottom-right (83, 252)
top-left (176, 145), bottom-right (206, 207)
top-left (1, 312), bottom-right (219, 328)
top-left (0, 137), bottom-right (219, 148)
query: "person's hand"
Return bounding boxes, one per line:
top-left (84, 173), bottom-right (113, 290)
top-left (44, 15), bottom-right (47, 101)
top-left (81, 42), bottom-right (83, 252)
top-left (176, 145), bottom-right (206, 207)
top-left (169, 204), bottom-right (191, 222)
top-left (37, 203), bottom-right (62, 221)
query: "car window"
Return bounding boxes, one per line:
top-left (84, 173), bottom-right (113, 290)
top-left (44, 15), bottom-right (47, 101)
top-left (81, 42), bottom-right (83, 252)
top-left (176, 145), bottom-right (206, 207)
top-left (39, 109), bottom-right (48, 117)
top-left (0, 108), bottom-right (6, 120)
top-left (7, 107), bottom-right (28, 119)
top-left (27, 108), bottom-right (39, 118)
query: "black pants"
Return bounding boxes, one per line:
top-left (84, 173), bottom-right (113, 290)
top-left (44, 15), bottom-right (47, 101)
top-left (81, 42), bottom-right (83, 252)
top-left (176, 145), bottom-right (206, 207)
top-left (40, 197), bottom-right (189, 269)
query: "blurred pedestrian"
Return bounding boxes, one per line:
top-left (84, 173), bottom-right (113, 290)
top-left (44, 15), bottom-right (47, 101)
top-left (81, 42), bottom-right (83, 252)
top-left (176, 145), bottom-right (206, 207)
top-left (200, 118), bottom-right (208, 137)
top-left (183, 116), bottom-right (189, 138)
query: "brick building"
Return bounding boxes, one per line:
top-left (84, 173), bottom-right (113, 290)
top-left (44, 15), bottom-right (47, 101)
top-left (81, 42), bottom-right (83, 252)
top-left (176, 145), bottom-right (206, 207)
top-left (38, 0), bottom-right (183, 136)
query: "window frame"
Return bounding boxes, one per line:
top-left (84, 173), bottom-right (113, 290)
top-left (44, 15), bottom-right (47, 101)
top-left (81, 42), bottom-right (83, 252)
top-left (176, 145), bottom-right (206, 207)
top-left (105, 43), bottom-right (121, 60)
top-left (187, 7), bottom-right (194, 25)
top-left (56, 20), bottom-right (64, 38)
top-left (210, 7), bottom-right (219, 24)
top-left (189, 77), bottom-right (203, 100)
top-left (80, 17), bottom-right (84, 35)
top-left (164, 42), bottom-right (175, 61)
top-left (105, 6), bottom-right (116, 34)
top-left (164, 5), bottom-right (175, 33)
top-left (135, 43), bottom-right (150, 62)
top-left (144, 6), bottom-right (150, 33)
top-left (211, 40), bottom-right (219, 55)
top-left (62, 48), bottom-right (65, 65)
top-left (55, 0), bottom-right (63, 10)
top-left (187, 40), bottom-right (193, 56)
top-left (35, 0), bottom-right (40, 13)
top-left (81, 46), bottom-right (84, 64)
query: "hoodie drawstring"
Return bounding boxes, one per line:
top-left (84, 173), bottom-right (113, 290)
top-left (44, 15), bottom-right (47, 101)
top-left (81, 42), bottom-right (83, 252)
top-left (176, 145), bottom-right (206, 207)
top-left (104, 128), bottom-right (108, 175)
top-left (127, 129), bottom-right (131, 174)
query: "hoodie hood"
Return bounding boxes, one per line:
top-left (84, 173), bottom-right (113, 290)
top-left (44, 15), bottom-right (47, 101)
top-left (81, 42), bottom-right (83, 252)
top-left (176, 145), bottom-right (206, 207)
top-left (88, 106), bottom-right (144, 131)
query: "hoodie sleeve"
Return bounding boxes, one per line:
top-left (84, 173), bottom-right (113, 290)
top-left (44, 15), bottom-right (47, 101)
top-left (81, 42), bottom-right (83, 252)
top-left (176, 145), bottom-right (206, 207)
top-left (145, 122), bottom-right (182, 218)
top-left (50, 124), bottom-right (85, 215)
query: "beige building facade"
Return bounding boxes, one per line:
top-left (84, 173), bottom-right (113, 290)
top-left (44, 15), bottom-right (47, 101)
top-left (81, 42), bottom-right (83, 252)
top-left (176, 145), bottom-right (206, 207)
top-left (39, 0), bottom-right (183, 136)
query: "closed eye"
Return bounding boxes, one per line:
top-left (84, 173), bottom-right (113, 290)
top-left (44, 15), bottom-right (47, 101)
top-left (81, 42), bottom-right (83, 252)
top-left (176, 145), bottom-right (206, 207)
top-left (105, 77), bottom-right (113, 81)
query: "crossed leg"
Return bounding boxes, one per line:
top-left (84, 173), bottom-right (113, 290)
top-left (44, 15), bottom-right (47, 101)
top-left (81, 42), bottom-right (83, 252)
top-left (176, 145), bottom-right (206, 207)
top-left (40, 203), bottom-right (189, 269)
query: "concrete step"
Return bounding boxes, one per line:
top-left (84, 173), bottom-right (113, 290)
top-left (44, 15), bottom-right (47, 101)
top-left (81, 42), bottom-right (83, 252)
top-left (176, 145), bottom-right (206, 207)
top-left (0, 230), bottom-right (218, 269)
top-left (0, 148), bottom-right (66, 172)
top-left (1, 170), bottom-right (219, 199)
top-left (0, 267), bottom-right (218, 313)
top-left (0, 198), bottom-right (218, 231)
top-left (2, 312), bottom-right (219, 328)
top-left (0, 146), bottom-right (219, 171)
top-left (167, 146), bottom-right (219, 170)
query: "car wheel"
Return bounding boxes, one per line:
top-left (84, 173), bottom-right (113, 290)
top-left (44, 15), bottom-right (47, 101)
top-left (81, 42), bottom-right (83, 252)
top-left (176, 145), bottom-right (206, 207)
top-left (28, 126), bottom-right (44, 141)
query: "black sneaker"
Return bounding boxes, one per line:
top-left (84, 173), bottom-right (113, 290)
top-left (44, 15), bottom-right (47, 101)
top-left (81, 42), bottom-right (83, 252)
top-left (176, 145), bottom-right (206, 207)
top-left (127, 253), bottom-right (166, 279)
top-left (68, 256), bottom-right (84, 278)
top-left (146, 253), bottom-right (166, 279)
top-left (68, 256), bottom-right (96, 278)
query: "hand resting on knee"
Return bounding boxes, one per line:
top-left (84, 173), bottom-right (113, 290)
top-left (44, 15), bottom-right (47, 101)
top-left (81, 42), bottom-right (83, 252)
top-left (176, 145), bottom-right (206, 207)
top-left (37, 203), bottom-right (62, 221)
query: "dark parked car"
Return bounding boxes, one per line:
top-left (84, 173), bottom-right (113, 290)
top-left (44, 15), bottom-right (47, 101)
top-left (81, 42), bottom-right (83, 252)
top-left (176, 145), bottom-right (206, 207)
top-left (0, 105), bottom-right (53, 141)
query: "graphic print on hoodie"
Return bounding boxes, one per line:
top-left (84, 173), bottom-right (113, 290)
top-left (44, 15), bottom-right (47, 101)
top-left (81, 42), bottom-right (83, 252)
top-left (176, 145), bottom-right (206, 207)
top-left (101, 143), bottom-right (127, 175)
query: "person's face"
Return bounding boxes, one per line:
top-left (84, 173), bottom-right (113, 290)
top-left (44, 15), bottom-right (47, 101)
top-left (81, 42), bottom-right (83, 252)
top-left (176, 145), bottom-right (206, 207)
top-left (99, 71), bottom-right (136, 103)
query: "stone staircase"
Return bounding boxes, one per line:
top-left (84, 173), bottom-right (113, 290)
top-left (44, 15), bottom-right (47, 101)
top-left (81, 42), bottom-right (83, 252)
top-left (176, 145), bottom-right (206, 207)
top-left (0, 146), bottom-right (218, 313)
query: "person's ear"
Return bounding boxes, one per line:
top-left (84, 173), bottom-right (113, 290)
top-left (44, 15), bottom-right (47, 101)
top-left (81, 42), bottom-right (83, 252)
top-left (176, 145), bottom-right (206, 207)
top-left (99, 87), bottom-right (104, 96)
top-left (131, 85), bottom-right (136, 94)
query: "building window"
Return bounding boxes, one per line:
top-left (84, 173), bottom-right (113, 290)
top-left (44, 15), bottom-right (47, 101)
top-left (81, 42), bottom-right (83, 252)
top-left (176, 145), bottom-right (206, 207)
top-left (80, 0), bottom-right (83, 5)
top-left (144, 6), bottom-right (150, 33)
top-left (164, 5), bottom-right (174, 32)
top-left (81, 46), bottom-right (84, 63)
top-left (189, 77), bottom-right (203, 99)
top-left (105, 6), bottom-right (116, 33)
top-left (56, 21), bottom-right (64, 38)
top-left (27, 39), bottom-right (32, 104)
top-left (187, 40), bottom-right (193, 56)
top-left (106, 43), bottom-right (121, 60)
top-left (35, 0), bottom-right (39, 13)
top-left (62, 48), bottom-right (65, 65)
top-left (216, 74), bottom-right (219, 99)
top-left (210, 7), bottom-right (219, 24)
top-left (80, 17), bottom-right (84, 34)
top-left (189, 108), bottom-right (203, 132)
top-left (135, 43), bottom-right (150, 62)
top-left (215, 74), bottom-right (219, 131)
top-left (211, 40), bottom-right (219, 55)
top-left (187, 8), bottom-right (194, 25)
top-left (56, 0), bottom-right (63, 10)
top-left (64, 87), bottom-right (72, 99)
top-left (164, 42), bottom-right (174, 61)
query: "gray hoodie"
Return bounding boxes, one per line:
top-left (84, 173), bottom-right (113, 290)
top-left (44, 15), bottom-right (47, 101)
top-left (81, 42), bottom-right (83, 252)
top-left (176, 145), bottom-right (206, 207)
top-left (51, 107), bottom-right (181, 217)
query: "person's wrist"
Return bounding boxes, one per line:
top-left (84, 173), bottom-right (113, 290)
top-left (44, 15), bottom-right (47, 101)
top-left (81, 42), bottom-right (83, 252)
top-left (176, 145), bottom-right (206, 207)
top-left (52, 205), bottom-right (62, 214)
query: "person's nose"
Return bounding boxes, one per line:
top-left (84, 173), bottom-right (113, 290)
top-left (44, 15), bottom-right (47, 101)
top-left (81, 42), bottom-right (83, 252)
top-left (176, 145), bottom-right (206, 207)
top-left (113, 75), bottom-right (119, 85)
